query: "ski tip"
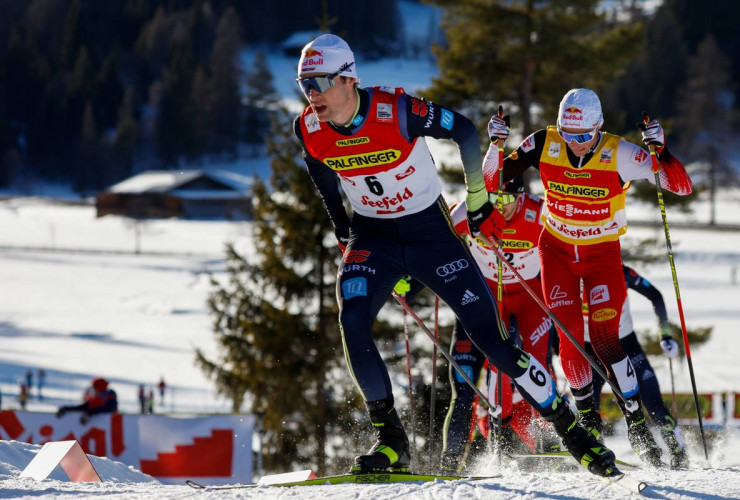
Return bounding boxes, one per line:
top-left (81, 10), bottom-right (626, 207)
top-left (185, 479), bottom-right (206, 489)
top-left (605, 471), bottom-right (649, 495)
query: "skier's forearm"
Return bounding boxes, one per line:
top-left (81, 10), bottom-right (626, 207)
top-left (306, 158), bottom-right (351, 235)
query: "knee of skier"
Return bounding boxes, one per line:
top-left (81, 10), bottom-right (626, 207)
top-left (338, 307), bottom-right (372, 342)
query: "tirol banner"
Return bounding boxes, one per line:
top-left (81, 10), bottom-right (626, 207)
top-left (0, 410), bottom-right (255, 485)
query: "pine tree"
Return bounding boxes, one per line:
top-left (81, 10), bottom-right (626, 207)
top-left (157, 40), bottom-right (197, 163)
top-left (608, 2), bottom-right (688, 133)
top-left (208, 7), bottom-right (242, 157)
top-left (111, 86), bottom-right (140, 182)
top-left (243, 50), bottom-right (278, 149)
top-left (195, 107), bottom-right (363, 475)
top-left (675, 35), bottom-right (735, 225)
top-left (425, 0), bottom-right (643, 135)
top-left (74, 100), bottom-right (99, 196)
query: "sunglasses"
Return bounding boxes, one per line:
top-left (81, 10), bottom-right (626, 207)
top-left (558, 127), bottom-right (598, 145)
top-left (297, 62), bottom-right (355, 95)
top-left (499, 193), bottom-right (517, 205)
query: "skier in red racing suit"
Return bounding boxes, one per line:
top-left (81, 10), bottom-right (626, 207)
top-left (441, 176), bottom-right (559, 472)
top-left (484, 88), bottom-right (692, 468)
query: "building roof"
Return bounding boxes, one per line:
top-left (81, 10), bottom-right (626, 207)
top-left (106, 170), bottom-right (253, 195)
top-left (281, 30), bottom-right (325, 50)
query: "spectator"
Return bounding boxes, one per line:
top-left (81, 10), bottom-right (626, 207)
top-left (57, 377), bottom-right (118, 425)
top-left (37, 369), bottom-right (46, 400)
top-left (18, 381), bottom-right (28, 410)
top-left (146, 390), bottom-right (155, 414)
top-left (25, 369), bottom-right (33, 397)
top-left (138, 384), bottom-right (147, 414)
top-left (157, 377), bottom-right (166, 404)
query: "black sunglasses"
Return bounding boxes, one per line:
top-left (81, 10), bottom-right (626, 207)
top-left (297, 62), bottom-right (355, 95)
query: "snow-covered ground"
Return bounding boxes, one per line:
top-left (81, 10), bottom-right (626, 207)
top-left (0, 189), bottom-right (739, 498)
top-left (2, 435), bottom-right (740, 499)
top-left (4, 1), bottom-right (740, 493)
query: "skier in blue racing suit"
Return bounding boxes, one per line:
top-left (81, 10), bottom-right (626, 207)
top-left (293, 33), bottom-right (617, 476)
top-left (585, 264), bottom-right (689, 468)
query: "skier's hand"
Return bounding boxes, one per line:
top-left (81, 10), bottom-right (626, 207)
top-left (637, 119), bottom-right (665, 151)
top-left (488, 114), bottom-right (510, 145)
top-left (393, 276), bottom-right (412, 296)
top-left (56, 408), bottom-right (67, 418)
top-left (661, 336), bottom-right (679, 358)
top-left (80, 413), bottom-right (90, 425)
top-left (467, 199), bottom-right (494, 235)
top-left (469, 193), bottom-right (505, 244)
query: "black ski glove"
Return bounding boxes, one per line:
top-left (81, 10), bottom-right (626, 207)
top-left (467, 200), bottom-right (494, 235)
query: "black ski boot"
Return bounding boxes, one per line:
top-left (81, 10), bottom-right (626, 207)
top-left (618, 397), bottom-right (664, 468)
top-left (532, 415), bottom-right (563, 453)
top-left (351, 397), bottom-right (410, 474)
top-left (492, 416), bottom-right (529, 455)
top-left (572, 385), bottom-right (604, 443)
top-left (544, 400), bottom-right (617, 477)
top-left (660, 416), bottom-right (689, 469)
top-left (440, 450), bottom-right (463, 475)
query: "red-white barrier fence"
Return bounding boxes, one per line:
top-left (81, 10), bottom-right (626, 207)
top-left (0, 410), bottom-right (254, 485)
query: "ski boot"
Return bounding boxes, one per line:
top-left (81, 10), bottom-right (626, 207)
top-left (544, 400), bottom-right (617, 477)
top-left (440, 450), bottom-right (464, 475)
top-left (532, 414), bottom-right (563, 453)
top-left (660, 416), bottom-right (689, 468)
top-left (619, 397), bottom-right (664, 468)
top-left (492, 417), bottom-right (529, 456)
top-left (350, 397), bottom-right (410, 474)
top-left (572, 384), bottom-right (604, 443)
top-left (536, 425), bottom-right (564, 453)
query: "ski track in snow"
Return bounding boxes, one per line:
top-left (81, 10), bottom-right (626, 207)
top-left (5, 466), bottom-right (740, 499)
top-left (3, 437), bottom-right (740, 499)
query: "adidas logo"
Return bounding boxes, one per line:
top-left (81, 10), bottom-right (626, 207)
top-left (461, 289), bottom-right (480, 306)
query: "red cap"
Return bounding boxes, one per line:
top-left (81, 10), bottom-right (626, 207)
top-left (92, 377), bottom-right (109, 392)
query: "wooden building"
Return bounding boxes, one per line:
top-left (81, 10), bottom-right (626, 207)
top-left (96, 170), bottom-right (253, 219)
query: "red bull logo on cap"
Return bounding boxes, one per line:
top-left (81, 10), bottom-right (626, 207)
top-left (301, 48), bottom-right (324, 71)
top-left (562, 106), bottom-right (583, 121)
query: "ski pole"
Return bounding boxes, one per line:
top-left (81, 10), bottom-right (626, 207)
top-left (492, 105), bottom-right (508, 458)
top-left (668, 357), bottom-right (679, 419)
top-left (494, 105), bottom-right (507, 306)
top-left (429, 295), bottom-right (440, 464)
top-left (475, 234), bottom-right (628, 404)
top-left (642, 111), bottom-right (709, 461)
top-left (393, 293), bottom-right (502, 418)
top-left (402, 305), bottom-right (417, 460)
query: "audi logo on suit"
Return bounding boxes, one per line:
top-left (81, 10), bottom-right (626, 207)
top-left (436, 259), bottom-right (469, 277)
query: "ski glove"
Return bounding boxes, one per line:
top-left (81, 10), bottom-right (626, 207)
top-left (488, 114), bottom-right (510, 145)
top-left (467, 199), bottom-right (493, 234)
top-left (661, 336), bottom-right (679, 358)
top-left (468, 197), bottom-right (505, 245)
top-left (638, 120), bottom-right (665, 151)
top-left (394, 276), bottom-right (412, 296)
